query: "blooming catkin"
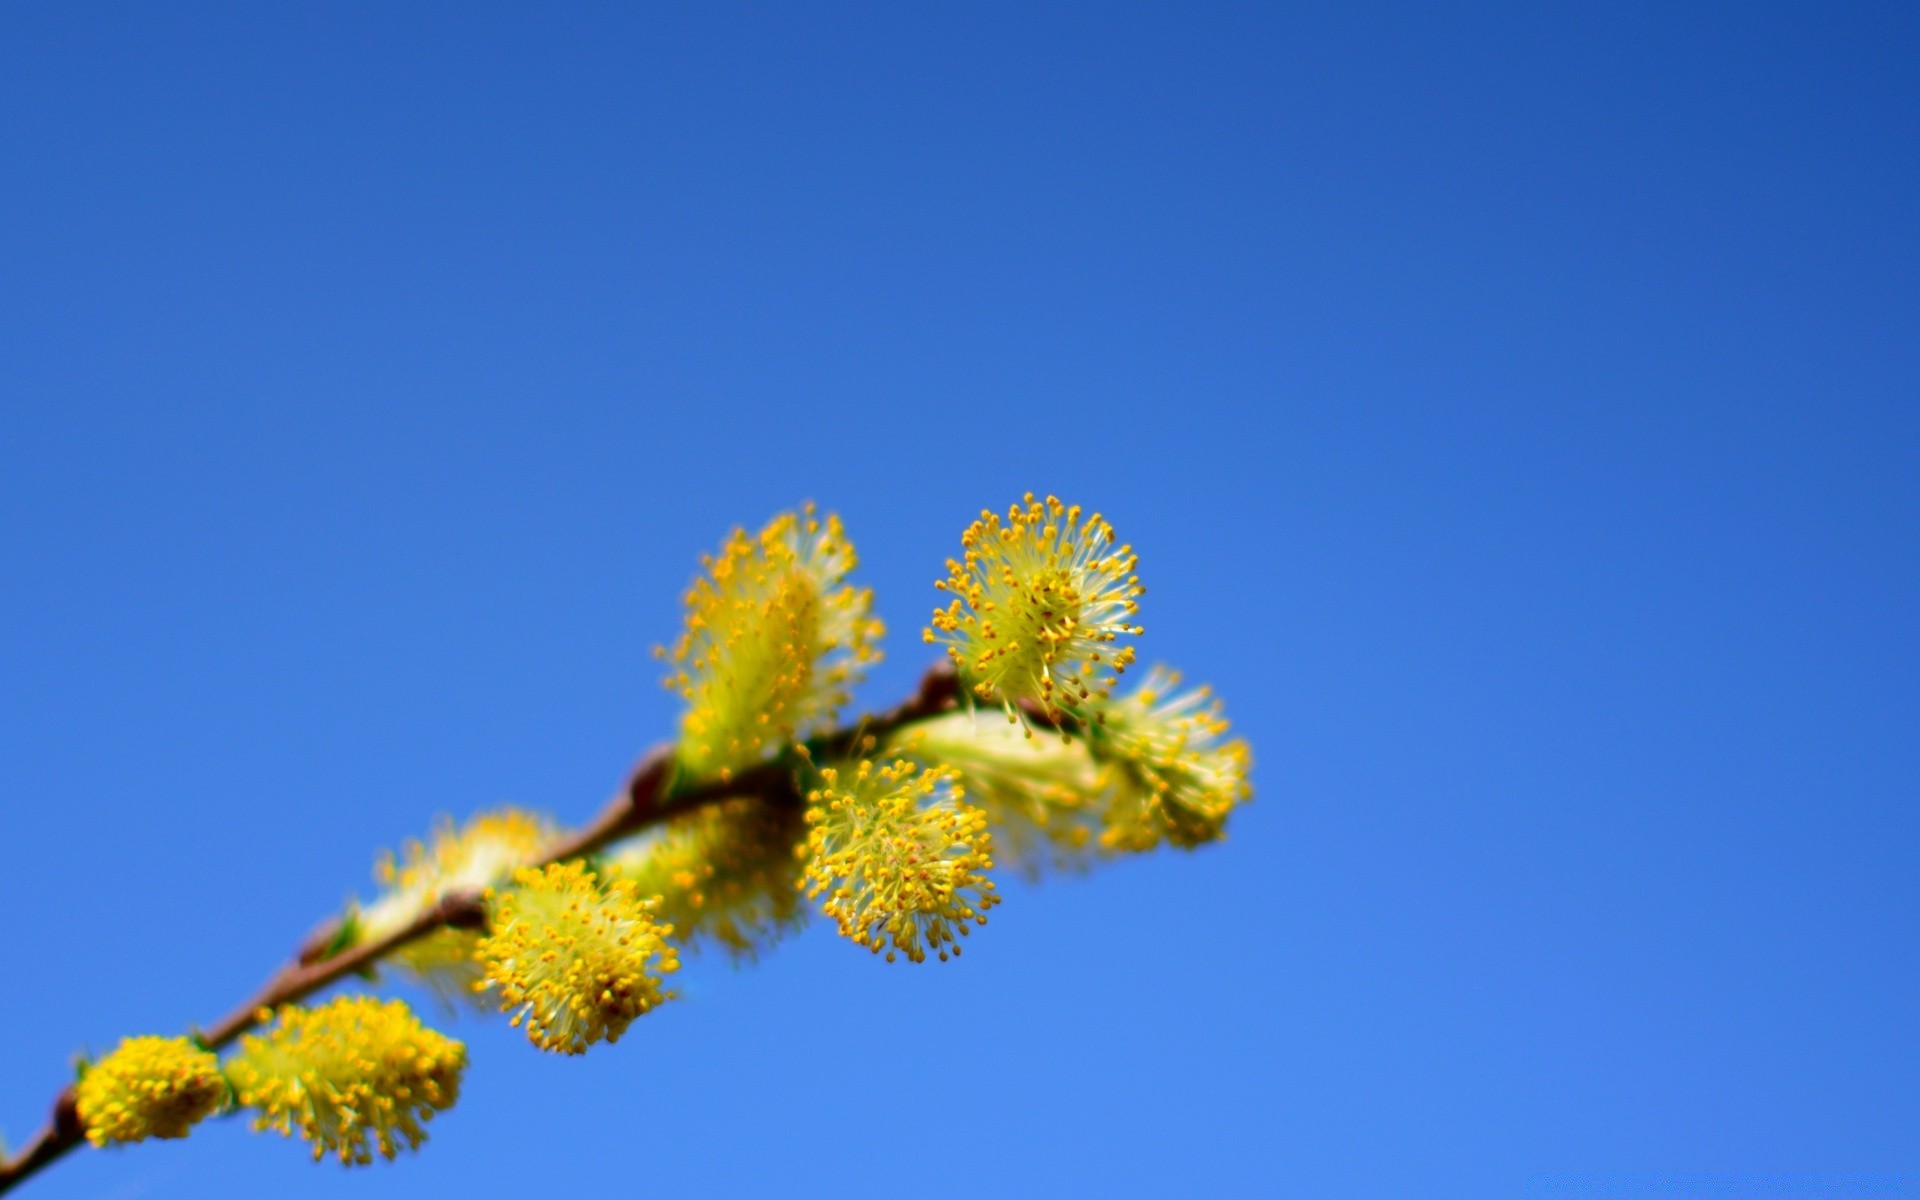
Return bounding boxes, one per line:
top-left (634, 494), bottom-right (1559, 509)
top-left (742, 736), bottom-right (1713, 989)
top-left (606, 797), bottom-right (808, 961)
top-left (475, 862), bottom-right (680, 1054)
top-left (661, 506), bottom-right (883, 782)
top-left (889, 710), bottom-right (1105, 877)
top-left (226, 996), bottom-right (465, 1166)
top-left (926, 493), bottom-right (1143, 726)
top-left (801, 759), bottom-right (1000, 963)
top-left (74, 1036), bottom-right (225, 1147)
top-left (1094, 667), bottom-right (1253, 851)
top-left (356, 808), bottom-right (556, 1004)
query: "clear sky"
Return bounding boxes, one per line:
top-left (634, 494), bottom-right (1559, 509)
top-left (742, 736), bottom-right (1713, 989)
top-left (1, 4), bottom-right (1914, 1198)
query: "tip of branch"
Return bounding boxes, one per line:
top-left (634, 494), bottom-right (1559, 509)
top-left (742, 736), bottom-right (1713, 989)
top-left (50, 1091), bottom-right (78, 1141)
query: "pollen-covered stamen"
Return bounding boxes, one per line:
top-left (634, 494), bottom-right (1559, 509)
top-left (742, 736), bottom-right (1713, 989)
top-left (925, 493), bottom-right (1143, 728)
top-left (226, 996), bottom-right (465, 1166)
top-left (74, 1036), bottom-right (226, 1147)
top-left (800, 759), bottom-right (1000, 964)
top-left (475, 862), bottom-right (679, 1055)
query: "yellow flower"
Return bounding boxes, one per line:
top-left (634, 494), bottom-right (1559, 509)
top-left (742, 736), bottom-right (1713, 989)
top-left (802, 759), bottom-right (1000, 963)
top-left (662, 506), bottom-right (884, 782)
top-left (926, 494), bottom-right (1143, 725)
top-left (74, 1036), bottom-right (225, 1147)
top-left (355, 809), bottom-right (556, 1006)
top-left (890, 711), bottom-right (1104, 877)
top-left (226, 996), bottom-right (465, 1166)
top-left (1094, 667), bottom-right (1253, 851)
top-left (605, 797), bottom-right (807, 961)
top-left (475, 862), bottom-right (679, 1054)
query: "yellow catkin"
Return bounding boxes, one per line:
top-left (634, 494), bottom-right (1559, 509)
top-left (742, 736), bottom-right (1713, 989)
top-left (661, 505), bottom-right (883, 782)
top-left (355, 809), bottom-right (555, 1006)
top-left (801, 759), bottom-right (1000, 964)
top-left (605, 797), bottom-right (808, 961)
top-left (890, 711), bottom-right (1105, 877)
top-left (474, 862), bottom-right (679, 1054)
top-left (226, 996), bottom-right (465, 1166)
top-left (74, 1036), bottom-right (225, 1147)
top-left (1094, 667), bottom-right (1253, 851)
top-left (925, 493), bottom-right (1143, 727)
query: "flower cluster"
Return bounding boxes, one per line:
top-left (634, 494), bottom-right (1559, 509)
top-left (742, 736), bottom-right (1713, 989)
top-left (606, 797), bottom-right (808, 961)
top-left (357, 809), bottom-right (555, 1003)
top-left (30, 493), bottom-right (1255, 1192)
top-left (1092, 667), bottom-right (1253, 851)
top-left (801, 759), bottom-right (1000, 963)
top-left (662, 506), bottom-right (883, 782)
top-left (475, 862), bottom-right (680, 1054)
top-left (74, 1036), bottom-right (225, 1147)
top-left (926, 493), bottom-right (1143, 725)
top-left (226, 996), bottom-right (465, 1165)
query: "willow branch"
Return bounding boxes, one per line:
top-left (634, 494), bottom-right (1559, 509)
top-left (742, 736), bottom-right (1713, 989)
top-left (0, 663), bottom-right (968, 1196)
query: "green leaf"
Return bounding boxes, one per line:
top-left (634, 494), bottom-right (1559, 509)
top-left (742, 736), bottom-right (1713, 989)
top-left (319, 911), bottom-right (363, 959)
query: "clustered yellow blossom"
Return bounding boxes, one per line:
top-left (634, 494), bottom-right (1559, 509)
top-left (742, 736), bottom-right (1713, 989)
top-left (1093, 667), bottom-right (1253, 851)
top-left (926, 494), bottom-right (1143, 726)
top-left (356, 809), bottom-right (555, 1005)
top-left (74, 1036), bottom-right (225, 1147)
top-left (226, 996), bottom-right (465, 1165)
top-left (606, 797), bottom-right (807, 961)
top-left (47, 494), bottom-right (1257, 1189)
top-left (475, 862), bottom-right (679, 1054)
top-left (662, 506), bottom-right (883, 783)
top-left (891, 711), bottom-right (1104, 877)
top-left (802, 759), bottom-right (1000, 963)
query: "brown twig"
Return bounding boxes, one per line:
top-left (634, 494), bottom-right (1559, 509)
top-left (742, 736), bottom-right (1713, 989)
top-left (0, 663), bottom-right (966, 1196)
top-left (0, 1094), bottom-right (78, 1199)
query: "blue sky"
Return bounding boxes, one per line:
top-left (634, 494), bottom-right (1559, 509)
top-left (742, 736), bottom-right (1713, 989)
top-left (1, 4), bottom-right (1915, 1197)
